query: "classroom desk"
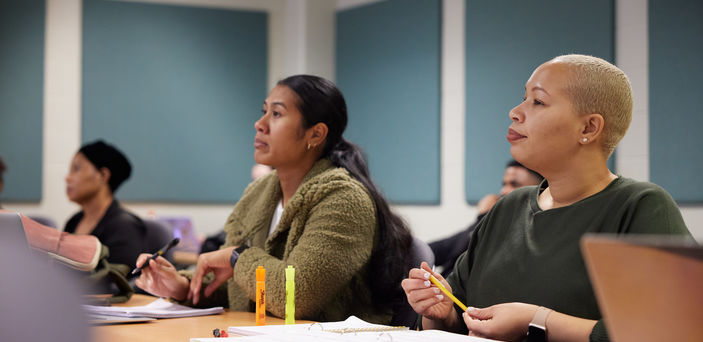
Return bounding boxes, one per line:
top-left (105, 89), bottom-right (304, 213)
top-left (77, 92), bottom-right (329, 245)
top-left (93, 294), bottom-right (310, 342)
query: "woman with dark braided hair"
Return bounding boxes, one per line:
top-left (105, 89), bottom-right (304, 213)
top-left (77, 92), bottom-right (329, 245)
top-left (136, 75), bottom-right (412, 323)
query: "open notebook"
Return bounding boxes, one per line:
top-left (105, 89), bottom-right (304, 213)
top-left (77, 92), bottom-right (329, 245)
top-left (581, 234), bottom-right (703, 342)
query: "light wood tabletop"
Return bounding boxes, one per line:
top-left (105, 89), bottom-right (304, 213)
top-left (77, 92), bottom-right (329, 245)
top-left (93, 294), bottom-right (309, 342)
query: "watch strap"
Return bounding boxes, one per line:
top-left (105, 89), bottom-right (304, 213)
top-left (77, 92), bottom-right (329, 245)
top-left (229, 244), bottom-right (250, 268)
top-left (530, 306), bottom-right (551, 329)
top-left (527, 306), bottom-right (552, 342)
top-left (235, 244), bottom-right (249, 254)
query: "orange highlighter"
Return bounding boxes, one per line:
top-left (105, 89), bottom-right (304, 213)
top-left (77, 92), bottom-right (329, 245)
top-left (256, 266), bottom-right (266, 325)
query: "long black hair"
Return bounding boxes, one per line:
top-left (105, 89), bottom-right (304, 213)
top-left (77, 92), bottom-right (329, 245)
top-left (278, 75), bottom-right (413, 311)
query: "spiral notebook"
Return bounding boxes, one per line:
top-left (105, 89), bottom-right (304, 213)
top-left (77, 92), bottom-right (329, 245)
top-left (192, 330), bottom-right (496, 342)
top-left (227, 315), bottom-right (405, 336)
top-left (191, 316), bottom-right (500, 342)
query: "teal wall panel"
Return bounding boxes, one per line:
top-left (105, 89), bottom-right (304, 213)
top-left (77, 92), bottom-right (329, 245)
top-left (465, 0), bottom-right (614, 203)
top-left (0, 0), bottom-right (45, 202)
top-left (649, 0), bottom-right (703, 203)
top-left (82, 0), bottom-right (267, 203)
top-left (337, 0), bottom-right (441, 204)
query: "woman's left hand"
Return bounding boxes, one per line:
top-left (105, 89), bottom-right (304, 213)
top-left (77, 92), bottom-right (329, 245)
top-left (462, 302), bottom-right (539, 342)
top-left (189, 246), bottom-right (235, 305)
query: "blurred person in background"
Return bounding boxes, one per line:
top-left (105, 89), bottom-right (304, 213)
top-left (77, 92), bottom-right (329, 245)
top-left (430, 159), bottom-right (542, 277)
top-left (64, 140), bottom-right (146, 269)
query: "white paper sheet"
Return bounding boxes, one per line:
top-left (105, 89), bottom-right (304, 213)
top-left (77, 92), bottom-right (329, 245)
top-left (83, 298), bottom-right (223, 318)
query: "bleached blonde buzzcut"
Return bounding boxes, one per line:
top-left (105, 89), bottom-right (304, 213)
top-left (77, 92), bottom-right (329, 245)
top-left (552, 54), bottom-right (633, 157)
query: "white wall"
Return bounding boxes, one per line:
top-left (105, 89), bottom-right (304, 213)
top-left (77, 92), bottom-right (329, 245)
top-left (6, 0), bottom-right (702, 241)
top-left (614, 0), bottom-right (703, 239)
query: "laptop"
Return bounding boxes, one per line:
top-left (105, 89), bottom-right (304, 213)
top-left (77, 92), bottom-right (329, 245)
top-left (156, 216), bottom-right (201, 253)
top-left (581, 234), bottom-right (703, 342)
top-left (0, 212), bottom-right (29, 246)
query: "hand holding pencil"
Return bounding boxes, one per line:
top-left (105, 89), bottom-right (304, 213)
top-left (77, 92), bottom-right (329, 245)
top-left (401, 261), bottom-right (467, 323)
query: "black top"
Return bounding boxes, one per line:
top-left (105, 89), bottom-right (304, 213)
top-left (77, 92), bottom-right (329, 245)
top-left (65, 200), bottom-right (147, 268)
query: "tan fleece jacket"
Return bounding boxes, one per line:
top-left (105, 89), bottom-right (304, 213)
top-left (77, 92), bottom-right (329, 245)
top-left (190, 159), bottom-right (391, 324)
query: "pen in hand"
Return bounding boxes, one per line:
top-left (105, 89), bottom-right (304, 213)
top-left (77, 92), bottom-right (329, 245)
top-left (131, 238), bottom-right (180, 275)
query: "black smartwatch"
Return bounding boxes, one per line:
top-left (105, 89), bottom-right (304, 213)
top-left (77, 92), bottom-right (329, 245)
top-left (229, 245), bottom-right (249, 268)
top-left (527, 306), bottom-right (551, 342)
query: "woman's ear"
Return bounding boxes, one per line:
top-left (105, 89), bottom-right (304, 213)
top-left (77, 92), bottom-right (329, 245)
top-left (580, 114), bottom-right (605, 144)
top-left (98, 167), bottom-right (112, 187)
top-left (308, 122), bottom-right (329, 147)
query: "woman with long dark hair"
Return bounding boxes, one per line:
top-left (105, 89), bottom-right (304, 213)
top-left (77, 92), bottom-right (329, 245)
top-left (136, 75), bottom-right (412, 323)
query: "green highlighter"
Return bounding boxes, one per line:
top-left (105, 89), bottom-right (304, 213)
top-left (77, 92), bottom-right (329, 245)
top-left (285, 265), bottom-right (295, 324)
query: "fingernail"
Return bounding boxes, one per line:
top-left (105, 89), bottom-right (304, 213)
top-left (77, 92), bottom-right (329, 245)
top-left (466, 306), bottom-right (476, 312)
top-left (423, 280), bottom-right (431, 287)
top-left (433, 288), bottom-right (440, 294)
top-left (423, 272), bottom-right (430, 279)
top-left (436, 295), bottom-right (444, 301)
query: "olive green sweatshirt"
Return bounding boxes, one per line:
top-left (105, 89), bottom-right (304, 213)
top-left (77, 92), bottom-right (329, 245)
top-left (447, 177), bottom-right (692, 342)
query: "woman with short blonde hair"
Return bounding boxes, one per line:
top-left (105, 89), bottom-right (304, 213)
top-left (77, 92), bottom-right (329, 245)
top-left (402, 55), bottom-right (691, 342)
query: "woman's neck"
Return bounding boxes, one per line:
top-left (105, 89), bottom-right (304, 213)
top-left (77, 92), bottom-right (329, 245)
top-left (81, 191), bottom-right (113, 221)
top-left (538, 162), bottom-right (616, 210)
top-left (74, 190), bottom-right (113, 235)
top-left (276, 159), bottom-right (317, 206)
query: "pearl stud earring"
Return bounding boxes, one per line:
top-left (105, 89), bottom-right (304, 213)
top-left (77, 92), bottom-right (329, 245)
top-left (582, 137), bottom-right (588, 143)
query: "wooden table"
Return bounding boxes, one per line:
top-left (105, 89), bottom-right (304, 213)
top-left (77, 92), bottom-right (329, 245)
top-left (93, 294), bottom-right (308, 342)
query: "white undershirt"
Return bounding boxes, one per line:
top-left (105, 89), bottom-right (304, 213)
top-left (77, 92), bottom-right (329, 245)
top-left (268, 200), bottom-right (284, 236)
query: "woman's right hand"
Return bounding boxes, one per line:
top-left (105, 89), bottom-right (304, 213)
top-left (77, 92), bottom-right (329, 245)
top-left (401, 262), bottom-right (456, 324)
top-left (134, 254), bottom-right (190, 301)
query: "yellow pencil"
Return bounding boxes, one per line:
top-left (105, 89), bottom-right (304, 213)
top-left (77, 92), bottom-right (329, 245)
top-left (428, 275), bottom-right (468, 311)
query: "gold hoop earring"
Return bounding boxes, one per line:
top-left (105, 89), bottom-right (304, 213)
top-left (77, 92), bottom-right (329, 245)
top-left (307, 143), bottom-right (311, 151)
